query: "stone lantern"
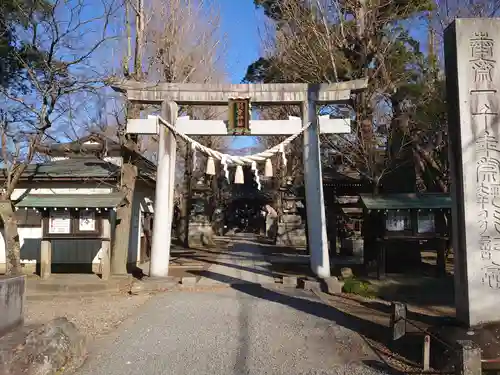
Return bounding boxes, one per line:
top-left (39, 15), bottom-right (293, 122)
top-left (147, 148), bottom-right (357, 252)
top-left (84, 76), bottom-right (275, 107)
top-left (276, 178), bottom-right (307, 247)
top-left (188, 177), bottom-right (214, 246)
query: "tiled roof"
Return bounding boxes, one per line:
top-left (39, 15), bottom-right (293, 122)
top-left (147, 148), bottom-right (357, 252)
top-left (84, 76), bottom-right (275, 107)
top-left (360, 193), bottom-right (452, 210)
top-left (1, 157), bottom-right (155, 181)
top-left (15, 192), bottom-right (125, 208)
top-left (20, 158), bottom-right (120, 179)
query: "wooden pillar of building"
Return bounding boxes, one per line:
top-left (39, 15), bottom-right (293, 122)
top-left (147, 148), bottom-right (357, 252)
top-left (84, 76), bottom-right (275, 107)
top-left (100, 214), bottom-right (111, 280)
top-left (40, 219), bottom-right (52, 279)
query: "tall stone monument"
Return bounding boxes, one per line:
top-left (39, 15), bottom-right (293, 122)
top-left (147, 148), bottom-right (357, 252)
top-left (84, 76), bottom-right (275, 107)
top-left (445, 18), bottom-right (500, 327)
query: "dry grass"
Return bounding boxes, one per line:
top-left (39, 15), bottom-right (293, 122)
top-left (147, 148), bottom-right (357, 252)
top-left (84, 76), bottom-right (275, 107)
top-left (25, 293), bottom-right (152, 340)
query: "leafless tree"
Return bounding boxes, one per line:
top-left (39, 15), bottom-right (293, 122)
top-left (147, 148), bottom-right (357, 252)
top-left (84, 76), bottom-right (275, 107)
top-left (0, 0), bottom-right (119, 275)
top-left (109, 0), bottom-right (228, 269)
top-left (252, 0), bottom-right (422, 193)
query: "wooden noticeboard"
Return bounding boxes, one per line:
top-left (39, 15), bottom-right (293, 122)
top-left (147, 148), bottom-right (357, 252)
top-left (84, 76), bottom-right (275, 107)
top-left (48, 211), bottom-right (71, 234)
top-left (43, 209), bottom-right (104, 238)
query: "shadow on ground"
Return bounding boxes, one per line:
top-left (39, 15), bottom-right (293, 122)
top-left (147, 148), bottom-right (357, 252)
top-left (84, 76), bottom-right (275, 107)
top-left (191, 269), bottom-right (451, 374)
top-left (370, 273), bottom-right (455, 310)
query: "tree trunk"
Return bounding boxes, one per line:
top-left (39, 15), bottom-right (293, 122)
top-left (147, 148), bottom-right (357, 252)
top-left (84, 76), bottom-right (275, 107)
top-left (274, 156), bottom-right (284, 217)
top-left (111, 103), bottom-right (141, 275)
top-left (111, 162), bottom-right (138, 274)
top-left (180, 143), bottom-right (193, 248)
top-left (0, 201), bottom-right (21, 275)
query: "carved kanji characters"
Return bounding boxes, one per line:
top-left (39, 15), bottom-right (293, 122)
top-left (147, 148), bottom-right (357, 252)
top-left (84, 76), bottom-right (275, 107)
top-left (470, 32), bottom-right (496, 83)
top-left (477, 157), bottom-right (500, 183)
top-left (482, 265), bottom-right (500, 289)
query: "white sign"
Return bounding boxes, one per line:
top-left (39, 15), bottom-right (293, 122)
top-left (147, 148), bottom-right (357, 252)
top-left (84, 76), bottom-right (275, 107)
top-left (49, 211), bottom-right (71, 234)
top-left (418, 212), bottom-right (435, 233)
top-left (385, 212), bottom-right (409, 232)
top-left (79, 211), bottom-right (96, 231)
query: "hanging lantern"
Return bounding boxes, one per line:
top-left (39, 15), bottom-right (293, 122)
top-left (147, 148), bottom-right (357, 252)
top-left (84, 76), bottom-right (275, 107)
top-left (264, 159), bottom-right (273, 178)
top-left (206, 156), bottom-right (216, 175)
top-left (234, 165), bottom-right (244, 184)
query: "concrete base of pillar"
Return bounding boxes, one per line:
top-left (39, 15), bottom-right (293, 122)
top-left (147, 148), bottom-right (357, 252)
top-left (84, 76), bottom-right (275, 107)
top-left (100, 240), bottom-right (111, 281)
top-left (40, 240), bottom-right (52, 280)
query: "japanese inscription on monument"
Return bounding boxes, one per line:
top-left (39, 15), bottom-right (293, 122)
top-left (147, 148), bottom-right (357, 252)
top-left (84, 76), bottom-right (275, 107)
top-left (470, 31), bottom-right (500, 289)
top-left (445, 18), bottom-right (500, 326)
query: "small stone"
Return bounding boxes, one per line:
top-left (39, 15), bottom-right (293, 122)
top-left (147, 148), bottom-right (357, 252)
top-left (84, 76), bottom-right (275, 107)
top-left (282, 276), bottom-right (298, 288)
top-left (181, 277), bottom-right (197, 286)
top-left (302, 280), bottom-right (321, 292)
top-left (130, 281), bottom-right (146, 294)
top-left (340, 267), bottom-right (354, 279)
top-left (323, 277), bottom-right (343, 295)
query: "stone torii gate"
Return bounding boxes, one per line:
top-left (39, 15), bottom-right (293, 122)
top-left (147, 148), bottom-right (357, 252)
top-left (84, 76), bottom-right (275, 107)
top-left (112, 80), bottom-right (368, 279)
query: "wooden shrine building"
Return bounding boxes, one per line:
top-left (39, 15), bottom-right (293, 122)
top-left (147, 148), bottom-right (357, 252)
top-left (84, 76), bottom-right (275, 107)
top-left (0, 134), bottom-right (156, 278)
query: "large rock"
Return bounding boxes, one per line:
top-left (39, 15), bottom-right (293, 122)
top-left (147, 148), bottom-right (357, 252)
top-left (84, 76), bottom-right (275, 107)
top-left (0, 317), bottom-right (87, 375)
top-left (340, 267), bottom-right (354, 279)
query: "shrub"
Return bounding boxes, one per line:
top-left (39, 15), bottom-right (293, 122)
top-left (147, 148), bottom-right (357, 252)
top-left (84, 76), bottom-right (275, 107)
top-left (342, 278), bottom-right (376, 298)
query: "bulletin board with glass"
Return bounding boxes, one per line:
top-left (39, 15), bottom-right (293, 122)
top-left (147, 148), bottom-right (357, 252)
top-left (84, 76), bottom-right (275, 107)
top-left (43, 209), bottom-right (103, 238)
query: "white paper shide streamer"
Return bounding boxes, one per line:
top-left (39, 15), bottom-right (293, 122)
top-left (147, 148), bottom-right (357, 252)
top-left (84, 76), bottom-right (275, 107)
top-left (192, 143), bottom-right (197, 172)
top-left (153, 115), bottom-right (311, 186)
top-left (205, 156), bottom-right (216, 175)
top-left (280, 144), bottom-right (287, 169)
top-left (251, 161), bottom-right (261, 190)
top-left (221, 155), bottom-right (229, 181)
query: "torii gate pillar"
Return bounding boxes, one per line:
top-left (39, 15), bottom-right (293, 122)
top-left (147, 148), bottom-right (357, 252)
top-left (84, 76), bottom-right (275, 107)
top-left (149, 101), bottom-right (177, 277)
top-left (303, 85), bottom-right (330, 277)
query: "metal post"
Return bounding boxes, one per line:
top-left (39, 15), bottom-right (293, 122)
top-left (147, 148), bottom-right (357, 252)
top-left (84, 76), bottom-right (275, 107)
top-left (390, 302), bottom-right (407, 340)
top-left (423, 334), bottom-right (431, 371)
top-left (456, 340), bottom-right (482, 375)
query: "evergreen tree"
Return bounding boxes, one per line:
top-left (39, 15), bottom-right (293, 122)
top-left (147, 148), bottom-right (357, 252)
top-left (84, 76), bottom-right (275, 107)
top-left (0, 0), bottom-right (52, 90)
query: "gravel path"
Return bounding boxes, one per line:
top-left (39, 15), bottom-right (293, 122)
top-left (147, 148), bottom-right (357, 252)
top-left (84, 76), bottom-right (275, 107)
top-left (76, 286), bottom-right (391, 375)
top-left (25, 293), bottom-right (152, 339)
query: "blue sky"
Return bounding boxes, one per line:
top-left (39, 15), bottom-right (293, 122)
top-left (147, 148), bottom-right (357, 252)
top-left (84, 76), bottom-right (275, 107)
top-left (217, 0), bottom-right (263, 83)
top-left (218, 1), bottom-right (263, 148)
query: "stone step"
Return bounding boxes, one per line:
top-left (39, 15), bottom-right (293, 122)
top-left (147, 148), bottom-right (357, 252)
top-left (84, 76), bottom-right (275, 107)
top-left (26, 280), bottom-right (129, 294)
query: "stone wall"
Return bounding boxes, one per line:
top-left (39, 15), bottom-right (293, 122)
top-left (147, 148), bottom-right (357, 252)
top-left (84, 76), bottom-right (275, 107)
top-left (0, 275), bottom-right (25, 336)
